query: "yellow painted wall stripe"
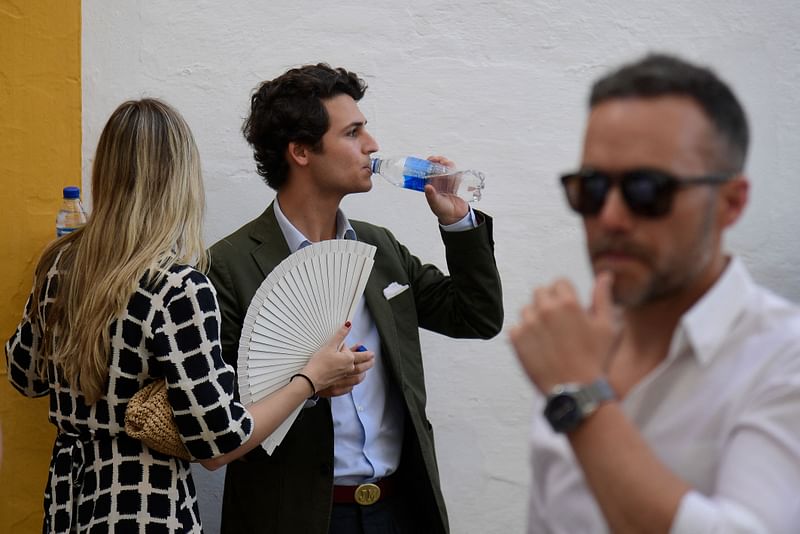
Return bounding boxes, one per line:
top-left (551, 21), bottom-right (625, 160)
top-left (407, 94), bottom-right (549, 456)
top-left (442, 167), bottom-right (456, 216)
top-left (1, 1), bottom-right (81, 531)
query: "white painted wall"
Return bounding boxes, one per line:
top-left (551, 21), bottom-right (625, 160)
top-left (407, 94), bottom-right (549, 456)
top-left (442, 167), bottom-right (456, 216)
top-left (82, 1), bottom-right (800, 532)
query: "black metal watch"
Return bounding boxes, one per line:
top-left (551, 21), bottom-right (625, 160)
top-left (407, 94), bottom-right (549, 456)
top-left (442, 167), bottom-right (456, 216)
top-left (543, 377), bottom-right (616, 433)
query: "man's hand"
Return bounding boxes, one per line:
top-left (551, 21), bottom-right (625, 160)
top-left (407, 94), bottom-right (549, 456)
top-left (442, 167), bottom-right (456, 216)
top-left (317, 377), bottom-right (362, 398)
top-left (509, 272), bottom-right (620, 393)
top-left (317, 344), bottom-right (373, 398)
top-left (423, 155), bottom-right (469, 225)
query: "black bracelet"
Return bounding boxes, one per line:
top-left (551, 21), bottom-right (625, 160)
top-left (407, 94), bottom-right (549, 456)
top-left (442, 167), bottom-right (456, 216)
top-left (290, 373), bottom-right (316, 397)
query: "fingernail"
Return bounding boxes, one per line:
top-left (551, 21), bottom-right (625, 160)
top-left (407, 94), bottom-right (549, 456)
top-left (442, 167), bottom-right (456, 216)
top-left (345, 321), bottom-right (351, 328)
top-left (356, 345), bottom-right (367, 352)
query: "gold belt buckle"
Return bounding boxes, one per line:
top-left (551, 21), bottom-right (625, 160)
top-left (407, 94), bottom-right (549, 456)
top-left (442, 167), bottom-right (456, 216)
top-left (354, 482), bottom-right (381, 506)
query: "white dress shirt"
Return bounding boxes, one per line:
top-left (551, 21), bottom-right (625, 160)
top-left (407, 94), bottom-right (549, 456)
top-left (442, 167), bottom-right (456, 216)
top-left (273, 199), bottom-right (475, 484)
top-left (527, 258), bottom-right (800, 534)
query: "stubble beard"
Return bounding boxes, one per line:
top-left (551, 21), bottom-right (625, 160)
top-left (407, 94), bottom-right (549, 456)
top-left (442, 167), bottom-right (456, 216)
top-left (591, 201), bottom-right (717, 310)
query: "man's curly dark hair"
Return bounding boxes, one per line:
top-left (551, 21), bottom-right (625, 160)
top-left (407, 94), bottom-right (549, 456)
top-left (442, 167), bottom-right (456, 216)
top-left (243, 63), bottom-right (368, 190)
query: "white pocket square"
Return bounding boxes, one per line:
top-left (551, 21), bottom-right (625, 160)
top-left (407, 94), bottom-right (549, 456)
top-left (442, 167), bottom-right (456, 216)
top-left (383, 282), bottom-right (409, 300)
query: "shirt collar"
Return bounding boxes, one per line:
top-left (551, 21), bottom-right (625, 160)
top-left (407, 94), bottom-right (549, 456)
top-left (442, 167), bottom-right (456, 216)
top-left (273, 198), bottom-right (357, 253)
top-left (669, 257), bottom-right (755, 366)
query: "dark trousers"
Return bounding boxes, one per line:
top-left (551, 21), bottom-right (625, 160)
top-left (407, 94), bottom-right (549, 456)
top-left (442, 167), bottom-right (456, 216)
top-left (328, 495), bottom-right (425, 534)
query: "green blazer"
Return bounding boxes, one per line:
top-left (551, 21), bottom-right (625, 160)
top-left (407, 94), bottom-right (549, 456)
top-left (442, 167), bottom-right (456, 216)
top-left (207, 203), bottom-right (503, 534)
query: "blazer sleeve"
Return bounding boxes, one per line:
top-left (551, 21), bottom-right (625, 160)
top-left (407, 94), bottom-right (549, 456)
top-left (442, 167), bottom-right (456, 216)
top-left (387, 210), bottom-right (504, 339)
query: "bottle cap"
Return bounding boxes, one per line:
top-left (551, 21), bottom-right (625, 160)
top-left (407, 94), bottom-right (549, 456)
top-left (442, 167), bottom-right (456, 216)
top-left (63, 186), bottom-right (81, 199)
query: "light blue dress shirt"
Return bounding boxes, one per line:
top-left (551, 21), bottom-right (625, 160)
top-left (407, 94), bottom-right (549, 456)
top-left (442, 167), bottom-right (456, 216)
top-left (273, 199), bottom-right (475, 484)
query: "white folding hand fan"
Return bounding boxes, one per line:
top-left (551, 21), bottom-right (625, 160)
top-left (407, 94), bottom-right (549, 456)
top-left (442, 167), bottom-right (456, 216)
top-left (237, 239), bottom-right (377, 454)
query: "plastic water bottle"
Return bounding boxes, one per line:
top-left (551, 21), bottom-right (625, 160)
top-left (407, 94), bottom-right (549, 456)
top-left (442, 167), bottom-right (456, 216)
top-left (56, 186), bottom-right (88, 238)
top-left (370, 156), bottom-right (485, 202)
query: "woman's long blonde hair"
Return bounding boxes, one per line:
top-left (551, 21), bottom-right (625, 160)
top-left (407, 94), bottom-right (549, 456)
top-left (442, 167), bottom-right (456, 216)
top-left (30, 98), bottom-right (207, 403)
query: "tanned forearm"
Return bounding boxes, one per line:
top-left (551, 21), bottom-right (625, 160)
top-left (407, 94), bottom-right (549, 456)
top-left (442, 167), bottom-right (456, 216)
top-left (568, 403), bottom-right (691, 534)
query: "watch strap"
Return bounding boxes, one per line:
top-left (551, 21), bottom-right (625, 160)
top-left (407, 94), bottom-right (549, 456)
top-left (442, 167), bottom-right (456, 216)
top-left (574, 377), bottom-right (615, 416)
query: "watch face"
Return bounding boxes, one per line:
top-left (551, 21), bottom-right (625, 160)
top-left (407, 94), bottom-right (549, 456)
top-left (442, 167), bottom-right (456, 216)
top-left (544, 393), bottom-right (581, 432)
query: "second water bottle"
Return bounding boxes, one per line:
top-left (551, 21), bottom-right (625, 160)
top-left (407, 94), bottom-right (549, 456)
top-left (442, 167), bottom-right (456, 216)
top-left (56, 186), bottom-right (88, 238)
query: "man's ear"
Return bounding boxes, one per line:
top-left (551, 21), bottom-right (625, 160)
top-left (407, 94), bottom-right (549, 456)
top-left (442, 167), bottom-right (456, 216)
top-left (718, 174), bottom-right (749, 229)
top-left (287, 141), bottom-right (310, 167)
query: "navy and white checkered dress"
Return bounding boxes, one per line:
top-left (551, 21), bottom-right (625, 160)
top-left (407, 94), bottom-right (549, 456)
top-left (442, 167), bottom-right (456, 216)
top-left (5, 253), bottom-right (254, 533)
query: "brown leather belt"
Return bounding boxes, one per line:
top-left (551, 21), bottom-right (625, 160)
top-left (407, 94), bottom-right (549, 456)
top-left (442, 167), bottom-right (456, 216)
top-left (332, 474), bottom-right (397, 506)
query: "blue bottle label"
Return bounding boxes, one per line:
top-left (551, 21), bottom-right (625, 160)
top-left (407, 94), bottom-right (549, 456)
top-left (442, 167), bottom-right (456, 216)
top-left (402, 157), bottom-right (433, 192)
top-left (56, 227), bottom-right (78, 238)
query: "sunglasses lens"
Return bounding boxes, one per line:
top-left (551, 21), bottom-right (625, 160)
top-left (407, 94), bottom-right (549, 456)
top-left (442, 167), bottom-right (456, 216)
top-left (561, 172), bottom-right (609, 215)
top-left (621, 171), bottom-right (673, 217)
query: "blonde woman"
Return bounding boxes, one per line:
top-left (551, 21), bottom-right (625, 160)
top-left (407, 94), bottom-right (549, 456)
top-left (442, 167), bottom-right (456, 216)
top-left (4, 98), bottom-right (374, 533)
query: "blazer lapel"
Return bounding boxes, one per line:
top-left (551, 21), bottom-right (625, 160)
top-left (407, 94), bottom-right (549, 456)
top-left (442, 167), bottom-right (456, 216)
top-left (362, 247), bottom-right (405, 385)
top-left (249, 202), bottom-right (291, 278)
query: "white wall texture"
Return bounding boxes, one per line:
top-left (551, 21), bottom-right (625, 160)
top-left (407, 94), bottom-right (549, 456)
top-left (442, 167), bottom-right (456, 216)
top-left (82, 1), bottom-right (800, 532)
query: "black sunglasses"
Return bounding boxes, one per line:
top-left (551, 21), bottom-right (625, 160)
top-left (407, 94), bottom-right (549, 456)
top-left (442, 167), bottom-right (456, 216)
top-left (560, 168), bottom-right (732, 218)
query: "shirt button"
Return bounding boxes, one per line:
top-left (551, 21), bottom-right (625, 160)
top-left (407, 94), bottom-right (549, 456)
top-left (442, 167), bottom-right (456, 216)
top-left (357, 406), bottom-right (364, 412)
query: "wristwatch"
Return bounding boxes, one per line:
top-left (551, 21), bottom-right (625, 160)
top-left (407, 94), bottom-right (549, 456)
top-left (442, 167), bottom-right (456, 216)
top-left (543, 377), bottom-right (616, 433)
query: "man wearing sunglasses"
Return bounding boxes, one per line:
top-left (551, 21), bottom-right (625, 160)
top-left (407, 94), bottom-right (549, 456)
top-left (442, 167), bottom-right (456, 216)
top-left (511, 54), bottom-right (800, 533)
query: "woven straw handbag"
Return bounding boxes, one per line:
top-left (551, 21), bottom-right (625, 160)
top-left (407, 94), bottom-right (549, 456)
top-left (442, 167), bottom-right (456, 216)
top-left (124, 379), bottom-right (192, 461)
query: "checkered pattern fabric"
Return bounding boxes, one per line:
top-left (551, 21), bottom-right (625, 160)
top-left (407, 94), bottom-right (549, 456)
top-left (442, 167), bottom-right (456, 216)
top-left (5, 254), bottom-right (254, 533)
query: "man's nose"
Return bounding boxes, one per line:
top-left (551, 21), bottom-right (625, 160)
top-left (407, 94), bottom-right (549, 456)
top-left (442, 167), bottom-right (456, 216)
top-left (596, 187), bottom-right (634, 231)
top-left (363, 130), bottom-right (379, 153)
